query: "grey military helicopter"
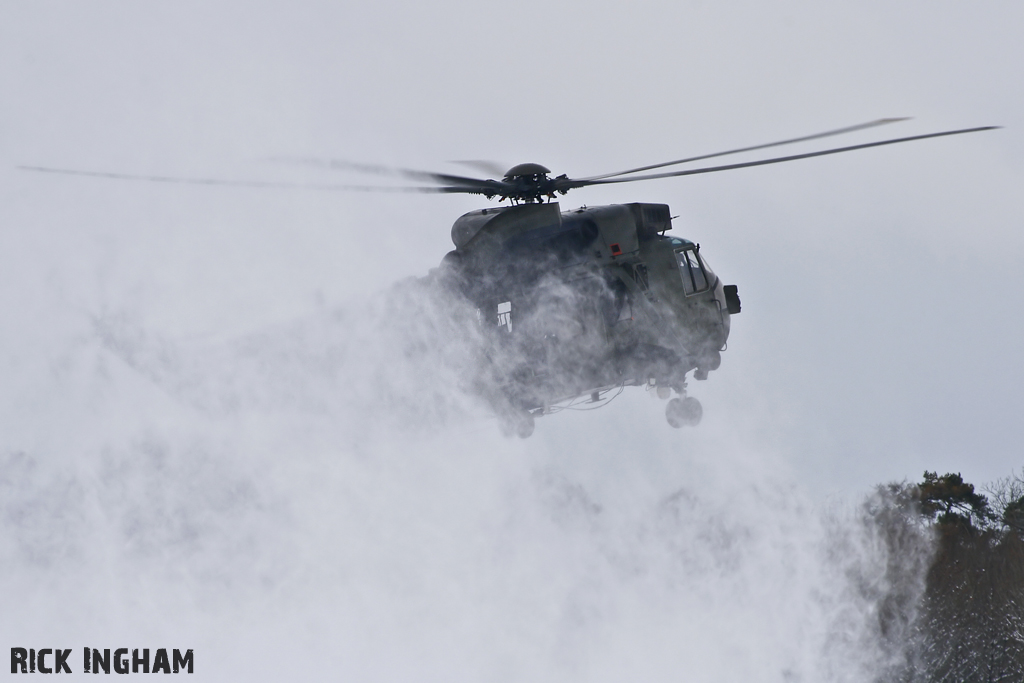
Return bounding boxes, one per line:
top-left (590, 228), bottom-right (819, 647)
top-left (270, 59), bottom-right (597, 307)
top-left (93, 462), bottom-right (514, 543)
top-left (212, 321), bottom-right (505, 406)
top-left (439, 196), bottom-right (729, 437)
top-left (20, 119), bottom-right (997, 437)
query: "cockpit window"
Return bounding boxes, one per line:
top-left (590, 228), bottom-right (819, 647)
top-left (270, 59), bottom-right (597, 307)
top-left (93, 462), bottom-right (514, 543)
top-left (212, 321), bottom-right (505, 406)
top-left (676, 249), bottom-right (709, 295)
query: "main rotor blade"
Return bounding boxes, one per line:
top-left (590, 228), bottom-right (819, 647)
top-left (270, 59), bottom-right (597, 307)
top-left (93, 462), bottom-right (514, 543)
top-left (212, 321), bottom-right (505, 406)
top-left (581, 118), bottom-right (912, 181)
top-left (16, 165), bottom-right (496, 194)
top-left (270, 156), bottom-right (504, 192)
top-left (562, 126), bottom-right (999, 190)
top-left (449, 159), bottom-right (509, 177)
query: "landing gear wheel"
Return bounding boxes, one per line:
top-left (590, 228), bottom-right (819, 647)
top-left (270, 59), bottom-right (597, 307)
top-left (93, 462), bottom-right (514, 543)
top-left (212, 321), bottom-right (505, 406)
top-left (500, 410), bottom-right (535, 439)
top-left (666, 396), bottom-right (702, 428)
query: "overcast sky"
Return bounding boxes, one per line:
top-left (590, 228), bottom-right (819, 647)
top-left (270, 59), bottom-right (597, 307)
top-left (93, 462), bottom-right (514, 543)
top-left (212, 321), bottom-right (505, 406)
top-left (1, 1), bottom-right (1021, 680)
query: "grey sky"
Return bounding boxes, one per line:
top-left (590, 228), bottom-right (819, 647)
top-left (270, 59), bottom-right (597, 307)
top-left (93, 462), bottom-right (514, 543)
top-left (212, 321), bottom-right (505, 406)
top-left (1, 1), bottom-right (1021, 679)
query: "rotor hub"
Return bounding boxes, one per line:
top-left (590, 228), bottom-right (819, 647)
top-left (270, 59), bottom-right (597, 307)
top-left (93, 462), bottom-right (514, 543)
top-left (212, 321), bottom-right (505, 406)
top-left (503, 162), bottom-right (551, 181)
top-left (498, 163), bottom-right (569, 203)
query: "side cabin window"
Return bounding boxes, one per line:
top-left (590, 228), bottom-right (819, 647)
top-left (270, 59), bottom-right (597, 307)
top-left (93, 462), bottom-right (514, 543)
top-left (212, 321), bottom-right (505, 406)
top-left (676, 248), bottom-right (709, 295)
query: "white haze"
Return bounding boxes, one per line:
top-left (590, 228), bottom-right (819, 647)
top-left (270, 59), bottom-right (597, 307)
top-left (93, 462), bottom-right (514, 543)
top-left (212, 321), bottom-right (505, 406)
top-left (2, 269), bottom-right (922, 681)
top-left (2, 1), bottom-right (1021, 681)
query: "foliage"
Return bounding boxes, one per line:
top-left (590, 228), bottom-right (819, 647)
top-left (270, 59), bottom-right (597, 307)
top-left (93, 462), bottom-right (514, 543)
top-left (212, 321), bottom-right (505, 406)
top-left (872, 471), bottom-right (1024, 683)
top-left (985, 471), bottom-right (1024, 538)
top-left (1002, 498), bottom-right (1024, 536)
top-left (916, 471), bottom-right (993, 530)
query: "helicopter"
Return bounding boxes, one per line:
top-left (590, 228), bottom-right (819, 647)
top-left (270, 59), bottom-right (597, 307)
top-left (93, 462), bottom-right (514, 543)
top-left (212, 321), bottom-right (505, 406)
top-left (19, 119), bottom-right (997, 437)
top-left (435, 196), bottom-right (732, 438)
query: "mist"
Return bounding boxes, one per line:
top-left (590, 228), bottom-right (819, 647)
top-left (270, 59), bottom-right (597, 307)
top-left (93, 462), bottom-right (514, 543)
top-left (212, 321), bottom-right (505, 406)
top-left (2, 274), bottom-right (923, 681)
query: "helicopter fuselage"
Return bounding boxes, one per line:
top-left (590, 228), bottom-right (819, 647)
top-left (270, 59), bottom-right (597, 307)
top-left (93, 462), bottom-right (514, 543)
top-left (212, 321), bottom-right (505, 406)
top-left (438, 201), bottom-right (740, 422)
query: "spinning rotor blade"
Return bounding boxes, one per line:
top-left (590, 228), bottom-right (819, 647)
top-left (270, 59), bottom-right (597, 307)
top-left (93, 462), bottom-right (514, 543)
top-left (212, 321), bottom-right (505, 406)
top-left (449, 159), bottom-right (509, 177)
top-left (559, 126), bottom-right (999, 190)
top-left (16, 165), bottom-right (493, 194)
top-left (20, 122), bottom-right (999, 204)
top-left (581, 118), bottom-right (911, 181)
top-left (270, 156), bottom-right (506, 193)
